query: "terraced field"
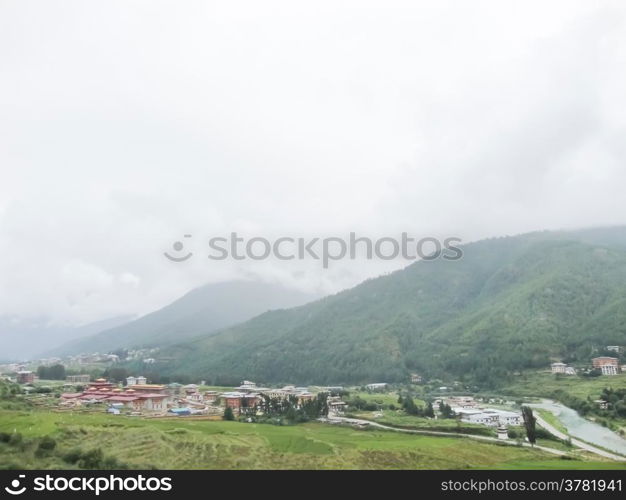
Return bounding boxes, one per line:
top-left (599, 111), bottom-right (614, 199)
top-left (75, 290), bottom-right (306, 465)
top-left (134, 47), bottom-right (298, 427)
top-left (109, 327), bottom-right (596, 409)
top-left (1, 409), bottom-right (624, 469)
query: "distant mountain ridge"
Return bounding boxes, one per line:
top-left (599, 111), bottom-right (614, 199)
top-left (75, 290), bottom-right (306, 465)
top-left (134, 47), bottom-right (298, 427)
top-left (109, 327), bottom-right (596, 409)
top-left (0, 315), bottom-right (133, 362)
top-left (51, 281), bottom-right (318, 356)
top-left (153, 227), bottom-right (626, 386)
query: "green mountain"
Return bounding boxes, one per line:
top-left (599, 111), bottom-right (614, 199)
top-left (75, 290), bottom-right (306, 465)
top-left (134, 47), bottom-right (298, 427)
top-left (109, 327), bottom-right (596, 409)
top-left (155, 227), bottom-right (626, 387)
top-left (51, 281), bottom-right (317, 356)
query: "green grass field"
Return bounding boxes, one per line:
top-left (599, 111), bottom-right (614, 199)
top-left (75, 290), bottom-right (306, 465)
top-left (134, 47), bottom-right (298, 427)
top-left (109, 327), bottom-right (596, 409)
top-left (501, 372), bottom-right (626, 432)
top-left (501, 372), bottom-right (626, 400)
top-left (351, 411), bottom-right (491, 434)
top-left (1, 409), bottom-right (624, 470)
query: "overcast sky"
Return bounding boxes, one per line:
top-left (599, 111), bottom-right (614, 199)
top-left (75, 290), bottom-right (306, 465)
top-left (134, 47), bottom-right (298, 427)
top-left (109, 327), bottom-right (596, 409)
top-left (1, 1), bottom-right (625, 327)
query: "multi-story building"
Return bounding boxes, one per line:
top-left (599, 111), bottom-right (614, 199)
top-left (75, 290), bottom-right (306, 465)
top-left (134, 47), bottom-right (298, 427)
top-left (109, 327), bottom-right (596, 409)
top-left (221, 392), bottom-right (260, 414)
top-left (66, 374), bottom-right (91, 384)
top-left (592, 357), bottom-right (620, 376)
top-left (550, 362), bottom-right (567, 374)
top-left (203, 391), bottom-right (219, 403)
top-left (16, 371), bottom-right (35, 384)
top-left (365, 383), bottom-right (388, 390)
top-left (60, 378), bottom-right (170, 412)
top-left (455, 408), bottom-right (522, 427)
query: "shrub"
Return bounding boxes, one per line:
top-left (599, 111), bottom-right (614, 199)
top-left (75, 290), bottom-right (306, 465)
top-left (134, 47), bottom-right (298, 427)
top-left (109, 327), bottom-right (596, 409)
top-left (8, 433), bottom-right (22, 446)
top-left (101, 456), bottom-right (129, 470)
top-left (223, 407), bottom-right (235, 421)
top-left (38, 436), bottom-right (57, 451)
top-left (62, 448), bottom-right (83, 464)
top-left (78, 448), bottom-right (104, 469)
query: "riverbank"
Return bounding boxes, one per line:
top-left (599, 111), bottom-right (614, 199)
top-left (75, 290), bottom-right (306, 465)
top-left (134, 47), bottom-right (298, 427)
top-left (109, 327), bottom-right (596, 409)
top-left (529, 400), bottom-right (626, 458)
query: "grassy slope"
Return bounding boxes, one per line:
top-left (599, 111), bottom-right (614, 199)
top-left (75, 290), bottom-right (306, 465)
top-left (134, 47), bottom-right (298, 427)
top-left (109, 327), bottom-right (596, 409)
top-left (1, 409), bottom-right (621, 470)
top-left (536, 409), bottom-right (569, 435)
top-left (502, 372), bottom-right (626, 400)
top-left (501, 372), bottom-right (626, 432)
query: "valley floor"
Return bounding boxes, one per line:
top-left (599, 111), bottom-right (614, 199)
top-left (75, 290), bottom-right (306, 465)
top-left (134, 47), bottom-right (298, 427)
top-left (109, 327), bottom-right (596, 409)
top-left (1, 409), bottom-right (625, 470)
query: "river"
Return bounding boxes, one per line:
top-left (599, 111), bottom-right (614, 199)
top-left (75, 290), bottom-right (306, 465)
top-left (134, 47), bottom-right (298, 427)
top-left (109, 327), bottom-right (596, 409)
top-left (530, 400), bottom-right (626, 456)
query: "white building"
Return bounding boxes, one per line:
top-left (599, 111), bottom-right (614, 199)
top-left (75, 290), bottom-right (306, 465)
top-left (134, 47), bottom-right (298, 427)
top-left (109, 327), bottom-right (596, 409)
top-left (600, 364), bottom-right (618, 376)
top-left (365, 383), bottom-right (388, 390)
top-left (455, 408), bottom-right (521, 427)
top-left (551, 362), bottom-right (576, 375)
top-left (263, 389), bottom-right (288, 399)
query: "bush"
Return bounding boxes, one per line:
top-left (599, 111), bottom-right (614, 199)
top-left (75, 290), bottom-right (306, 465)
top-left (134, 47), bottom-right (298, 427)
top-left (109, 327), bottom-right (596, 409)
top-left (101, 456), bottom-right (129, 470)
top-left (78, 448), bottom-right (104, 469)
top-left (62, 448), bottom-right (83, 464)
top-left (8, 433), bottom-right (22, 446)
top-left (38, 436), bottom-right (57, 451)
top-left (223, 407), bottom-right (235, 421)
top-left (0, 462), bottom-right (23, 470)
top-left (0, 432), bottom-right (11, 443)
top-left (34, 435), bottom-right (57, 457)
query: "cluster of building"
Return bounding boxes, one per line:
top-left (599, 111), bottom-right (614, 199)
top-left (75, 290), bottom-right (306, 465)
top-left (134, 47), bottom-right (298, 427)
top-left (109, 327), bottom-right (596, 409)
top-left (550, 362), bottom-right (577, 375)
top-left (218, 381), bottom-right (315, 414)
top-left (438, 396), bottom-right (522, 430)
top-left (60, 378), bottom-right (169, 412)
top-left (57, 378), bottom-right (338, 417)
top-left (550, 354), bottom-right (624, 377)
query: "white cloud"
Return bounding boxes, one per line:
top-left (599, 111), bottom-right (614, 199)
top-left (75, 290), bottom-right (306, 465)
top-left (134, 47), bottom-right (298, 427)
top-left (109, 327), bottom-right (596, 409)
top-left (0, 0), bottom-right (625, 325)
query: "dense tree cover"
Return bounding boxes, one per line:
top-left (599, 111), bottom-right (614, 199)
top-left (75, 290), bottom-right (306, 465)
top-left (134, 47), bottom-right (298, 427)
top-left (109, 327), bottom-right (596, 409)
top-left (145, 231), bottom-right (626, 387)
top-left (438, 402), bottom-right (455, 419)
top-left (101, 367), bottom-right (128, 383)
top-left (346, 395), bottom-right (382, 412)
top-left (254, 393), bottom-right (329, 424)
top-left (599, 388), bottom-right (626, 418)
top-left (36, 364), bottom-right (66, 380)
top-left (0, 380), bottom-right (28, 411)
top-left (0, 380), bottom-right (21, 398)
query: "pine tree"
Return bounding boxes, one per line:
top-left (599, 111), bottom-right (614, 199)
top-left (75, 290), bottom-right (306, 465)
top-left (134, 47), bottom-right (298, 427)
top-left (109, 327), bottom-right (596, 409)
top-left (223, 406), bottom-right (235, 421)
top-left (425, 401), bottom-right (435, 418)
top-left (521, 406), bottom-right (536, 445)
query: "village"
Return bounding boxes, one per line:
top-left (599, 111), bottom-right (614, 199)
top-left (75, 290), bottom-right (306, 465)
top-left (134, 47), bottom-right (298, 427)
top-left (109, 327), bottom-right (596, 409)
top-left (1, 345), bottom-right (624, 440)
top-left (51, 377), bottom-right (351, 419)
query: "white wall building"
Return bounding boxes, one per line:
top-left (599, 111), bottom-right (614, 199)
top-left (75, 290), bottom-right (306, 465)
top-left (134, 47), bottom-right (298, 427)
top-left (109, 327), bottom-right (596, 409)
top-left (455, 408), bottom-right (522, 427)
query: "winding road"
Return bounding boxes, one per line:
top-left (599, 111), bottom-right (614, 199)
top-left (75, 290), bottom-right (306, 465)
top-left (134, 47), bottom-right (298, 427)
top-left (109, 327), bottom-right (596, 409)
top-left (325, 415), bottom-right (626, 461)
top-left (324, 416), bottom-right (569, 457)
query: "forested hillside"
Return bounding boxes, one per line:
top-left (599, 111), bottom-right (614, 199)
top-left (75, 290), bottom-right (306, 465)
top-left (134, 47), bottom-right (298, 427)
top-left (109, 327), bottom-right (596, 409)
top-left (153, 228), bottom-right (626, 387)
